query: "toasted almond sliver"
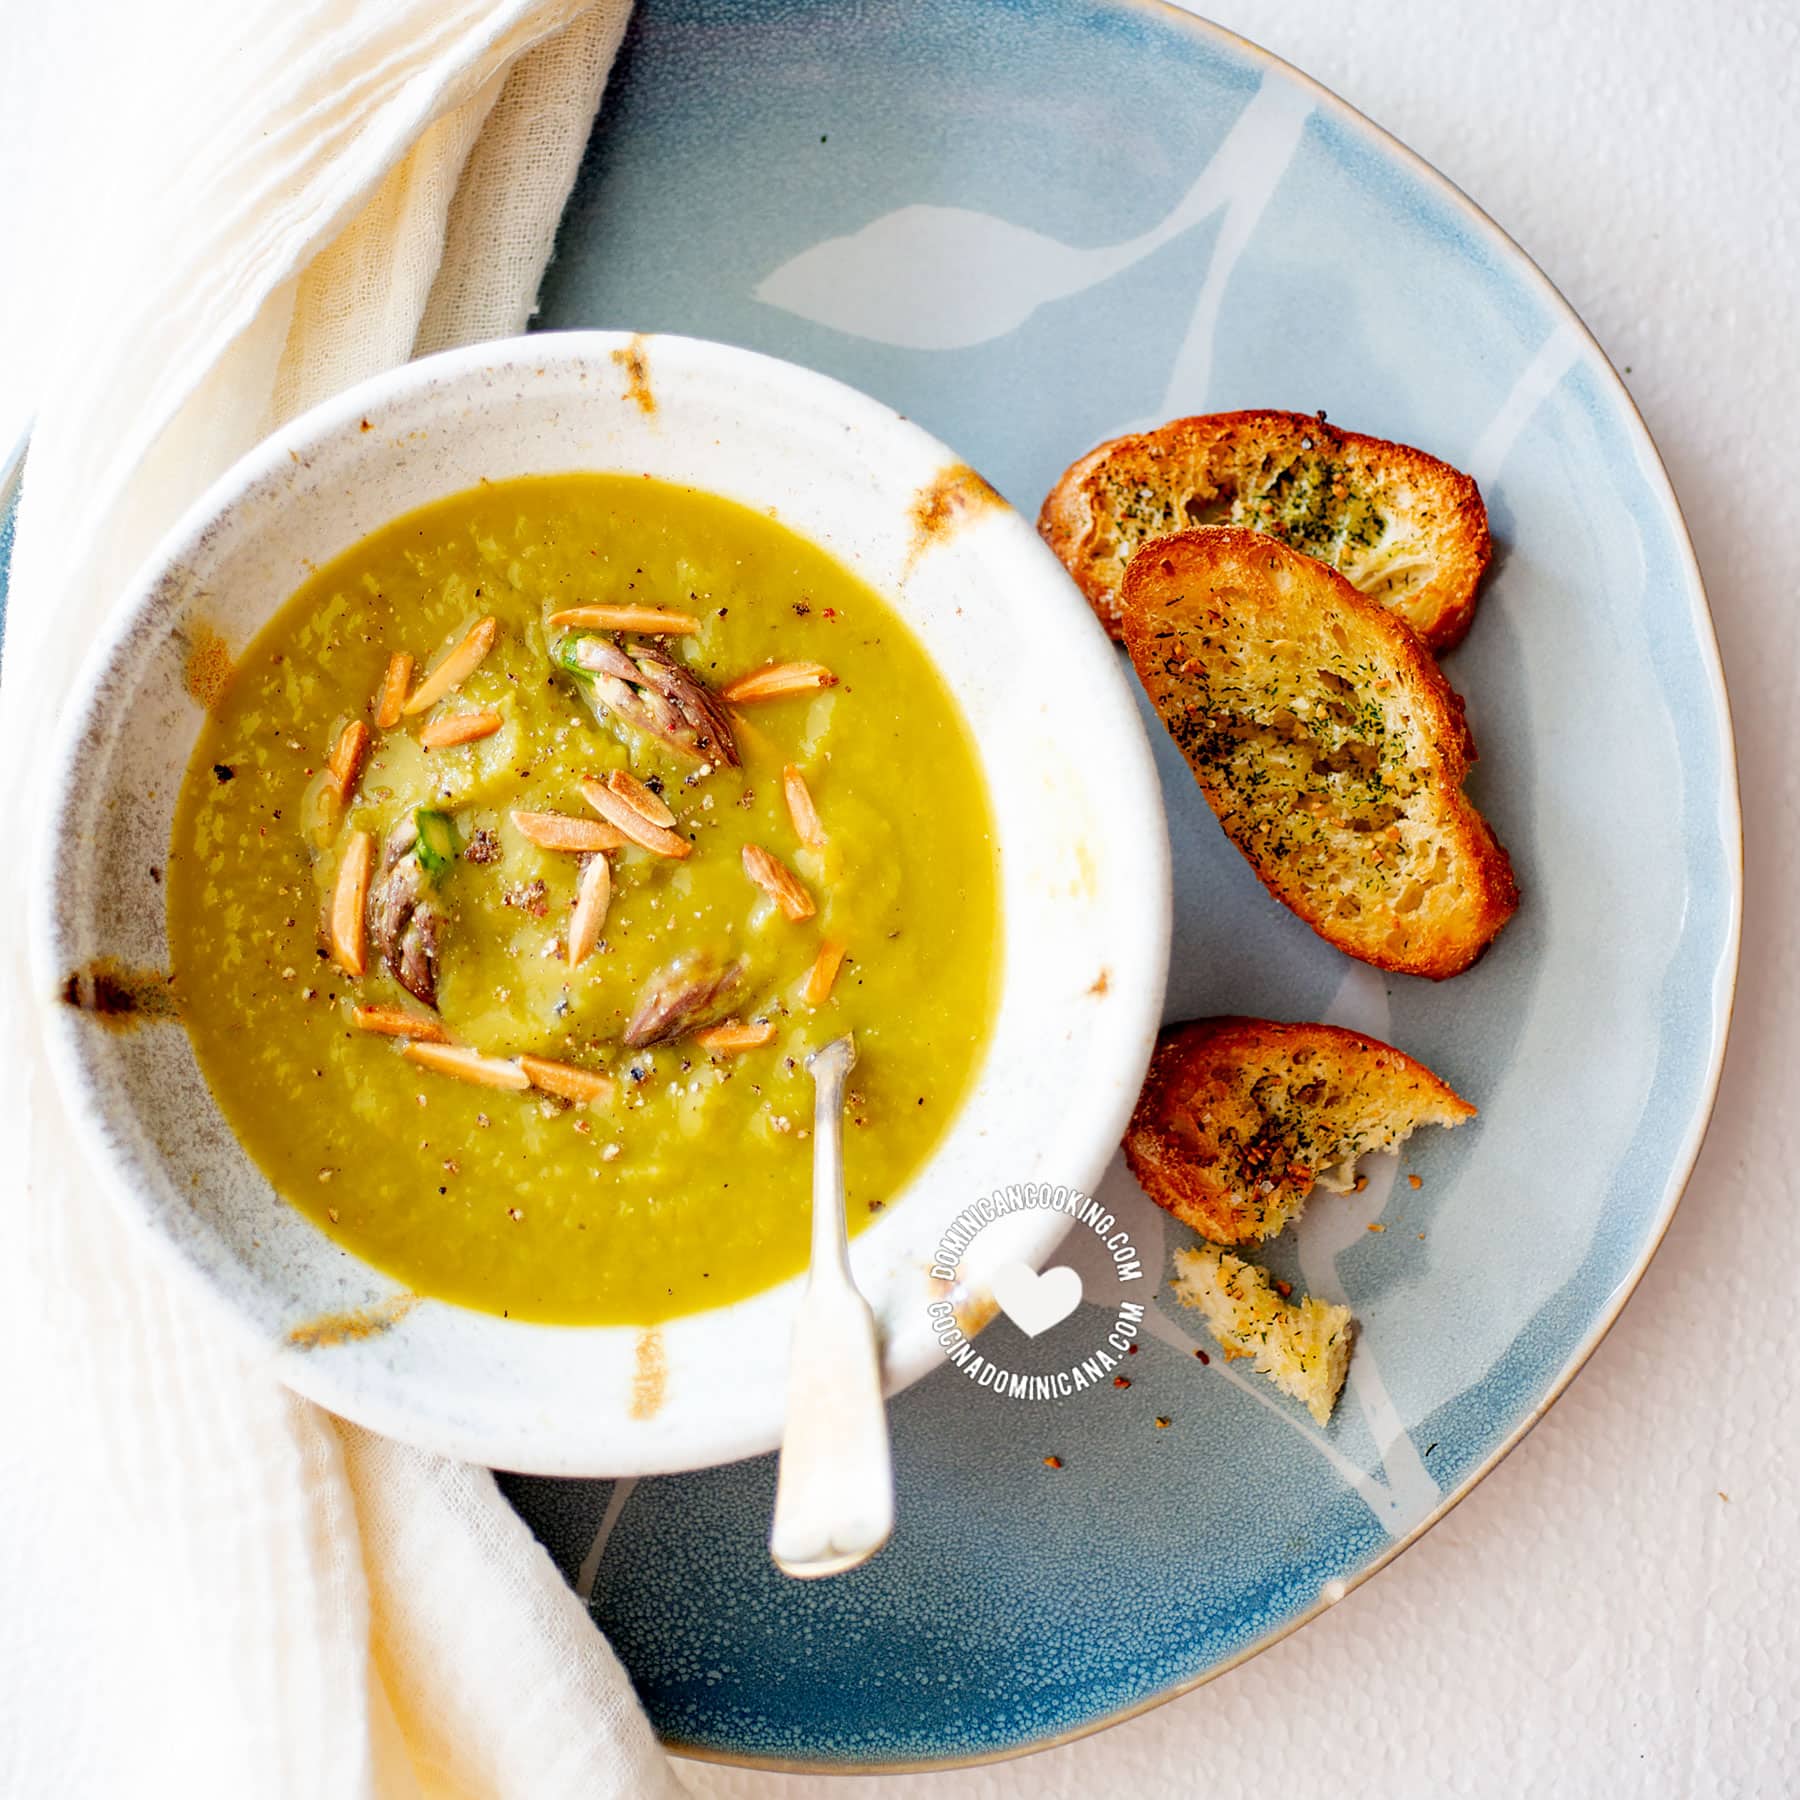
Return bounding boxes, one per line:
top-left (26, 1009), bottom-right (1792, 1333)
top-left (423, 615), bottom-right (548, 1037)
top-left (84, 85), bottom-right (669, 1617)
top-left (718, 661), bottom-right (838, 704)
top-left (328, 719), bottom-right (371, 796)
top-left (509, 809), bottom-right (627, 854)
top-left (803, 940), bottom-right (847, 1007)
top-left (375, 652), bottom-right (414, 729)
top-left (580, 777), bottom-right (691, 859)
top-left (567, 854), bottom-right (612, 968)
top-left (604, 767), bottom-right (675, 829)
top-left (402, 1040), bottom-right (530, 1091)
top-left (316, 721), bottom-right (370, 833)
top-left (402, 616), bottom-right (498, 716)
top-left (742, 843), bottom-right (815, 921)
top-left (419, 708), bottom-right (503, 750)
top-left (330, 831), bottom-right (374, 976)
top-left (782, 763), bottom-right (825, 847)
top-left (692, 1019), bottom-right (776, 1053)
top-left (519, 1054), bottom-right (616, 1105)
top-left (352, 1004), bottom-right (449, 1043)
top-left (547, 605), bottom-right (700, 635)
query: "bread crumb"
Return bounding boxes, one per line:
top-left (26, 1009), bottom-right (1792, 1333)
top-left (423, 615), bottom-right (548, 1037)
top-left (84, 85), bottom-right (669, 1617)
top-left (1171, 1246), bottom-right (1350, 1424)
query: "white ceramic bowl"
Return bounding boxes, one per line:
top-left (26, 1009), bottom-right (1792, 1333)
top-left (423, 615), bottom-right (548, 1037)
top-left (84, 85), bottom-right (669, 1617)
top-left (31, 331), bottom-right (1170, 1475)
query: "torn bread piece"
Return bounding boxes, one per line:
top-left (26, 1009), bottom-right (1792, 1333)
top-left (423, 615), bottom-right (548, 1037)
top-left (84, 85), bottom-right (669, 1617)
top-left (1172, 1245), bottom-right (1352, 1426)
top-left (1125, 1017), bottom-right (1474, 1244)
top-left (1121, 527), bottom-right (1518, 977)
top-left (1040, 408), bottom-right (1489, 647)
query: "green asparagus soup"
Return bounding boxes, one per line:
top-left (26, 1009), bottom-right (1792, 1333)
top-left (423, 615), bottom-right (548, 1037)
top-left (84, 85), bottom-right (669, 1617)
top-left (167, 474), bottom-right (999, 1324)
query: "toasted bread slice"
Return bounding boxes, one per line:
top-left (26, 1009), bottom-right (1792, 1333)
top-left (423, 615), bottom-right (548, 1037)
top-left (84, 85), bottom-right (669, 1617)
top-left (1039, 409), bottom-right (1489, 647)
top-left (1171, 1245), bottom-right (1352, 1425)
top-left (1122, 527), bottom-right (1518, 977)
top-left (1125, 1017), bottom-right (1474, 1244)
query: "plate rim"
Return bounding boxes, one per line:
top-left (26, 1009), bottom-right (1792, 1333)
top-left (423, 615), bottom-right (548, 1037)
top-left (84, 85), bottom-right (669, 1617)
top-left (641, 0), bottom-right (1745, 1772)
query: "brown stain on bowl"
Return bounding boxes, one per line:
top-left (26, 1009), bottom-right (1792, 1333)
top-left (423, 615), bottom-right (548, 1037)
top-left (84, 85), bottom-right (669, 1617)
top-left (285, 1292), bottom-right (418, 1351)
top-left (925, 1269), bottom-right (1001, 1338)
top-left (182, 624), bottom-right (236, 711)
top-left (613, 336), bottom-right (655, 414)
top-left (1072, 842), bottom-right (1099, 898)
top-left (907, 463), bottom-right (1003, 567)
top-left (1088, 967), bottom-right (1111, 997)
top-left (61, 959), bottom-right (179, 1029)
top-left (952, 1288), bottom-right (1001, 1337)
top-left (630, 1327), bottom-right (667, 1419)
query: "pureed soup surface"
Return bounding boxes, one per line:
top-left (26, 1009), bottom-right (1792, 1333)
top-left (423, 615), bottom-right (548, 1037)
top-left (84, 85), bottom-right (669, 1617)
top-left (167, 475), bottom-right (999, 1324)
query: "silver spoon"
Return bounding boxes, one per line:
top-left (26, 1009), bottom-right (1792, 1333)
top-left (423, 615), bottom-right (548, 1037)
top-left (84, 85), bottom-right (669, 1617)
top-left (768, 1033), bottom-right (895, 1578)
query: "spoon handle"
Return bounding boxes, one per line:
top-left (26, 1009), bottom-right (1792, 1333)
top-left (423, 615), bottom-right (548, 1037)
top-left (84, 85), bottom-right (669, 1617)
top-left (769, 1035), bottom-right (895, 1578)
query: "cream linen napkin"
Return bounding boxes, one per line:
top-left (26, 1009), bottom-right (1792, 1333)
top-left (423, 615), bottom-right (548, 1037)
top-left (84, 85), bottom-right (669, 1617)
top-left (0, 4), bottom-right (690, 1796)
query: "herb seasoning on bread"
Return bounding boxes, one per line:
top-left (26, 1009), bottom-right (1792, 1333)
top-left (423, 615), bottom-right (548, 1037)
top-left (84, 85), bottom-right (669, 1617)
top-left (1120, 527), bottom-right (1518, 978)
top-left (1124, 1017), bottom-right (1474, 1244)
top-left (1039, 409), bottom-right (1489, 647)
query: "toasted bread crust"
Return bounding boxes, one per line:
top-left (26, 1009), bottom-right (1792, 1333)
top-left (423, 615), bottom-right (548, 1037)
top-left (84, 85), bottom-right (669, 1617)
top-left (1125, 1016), bottom-right (1475, 1244)
top-left (1039, 409), bottom-right (1490, 647)
top-left (1121, 527), bottom-right (1518, 978)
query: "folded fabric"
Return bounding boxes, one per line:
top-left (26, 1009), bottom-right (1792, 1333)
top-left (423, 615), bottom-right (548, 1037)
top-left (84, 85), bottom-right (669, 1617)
top-left (0, 3), bottom-right (689, 1794)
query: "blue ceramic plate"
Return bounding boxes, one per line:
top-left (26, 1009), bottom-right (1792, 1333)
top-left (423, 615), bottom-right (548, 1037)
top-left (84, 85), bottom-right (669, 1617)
top-left (2, 0), bottom-right (1739, 1774)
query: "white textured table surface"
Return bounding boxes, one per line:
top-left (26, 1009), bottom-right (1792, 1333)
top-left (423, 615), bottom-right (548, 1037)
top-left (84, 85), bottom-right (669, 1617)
top-left (681, 2), bottom-right (1798, 1796)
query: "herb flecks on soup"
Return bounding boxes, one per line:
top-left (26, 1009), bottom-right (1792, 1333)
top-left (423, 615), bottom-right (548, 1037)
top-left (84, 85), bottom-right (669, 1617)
top-left (167, 475), bottom-right (999, 1325)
